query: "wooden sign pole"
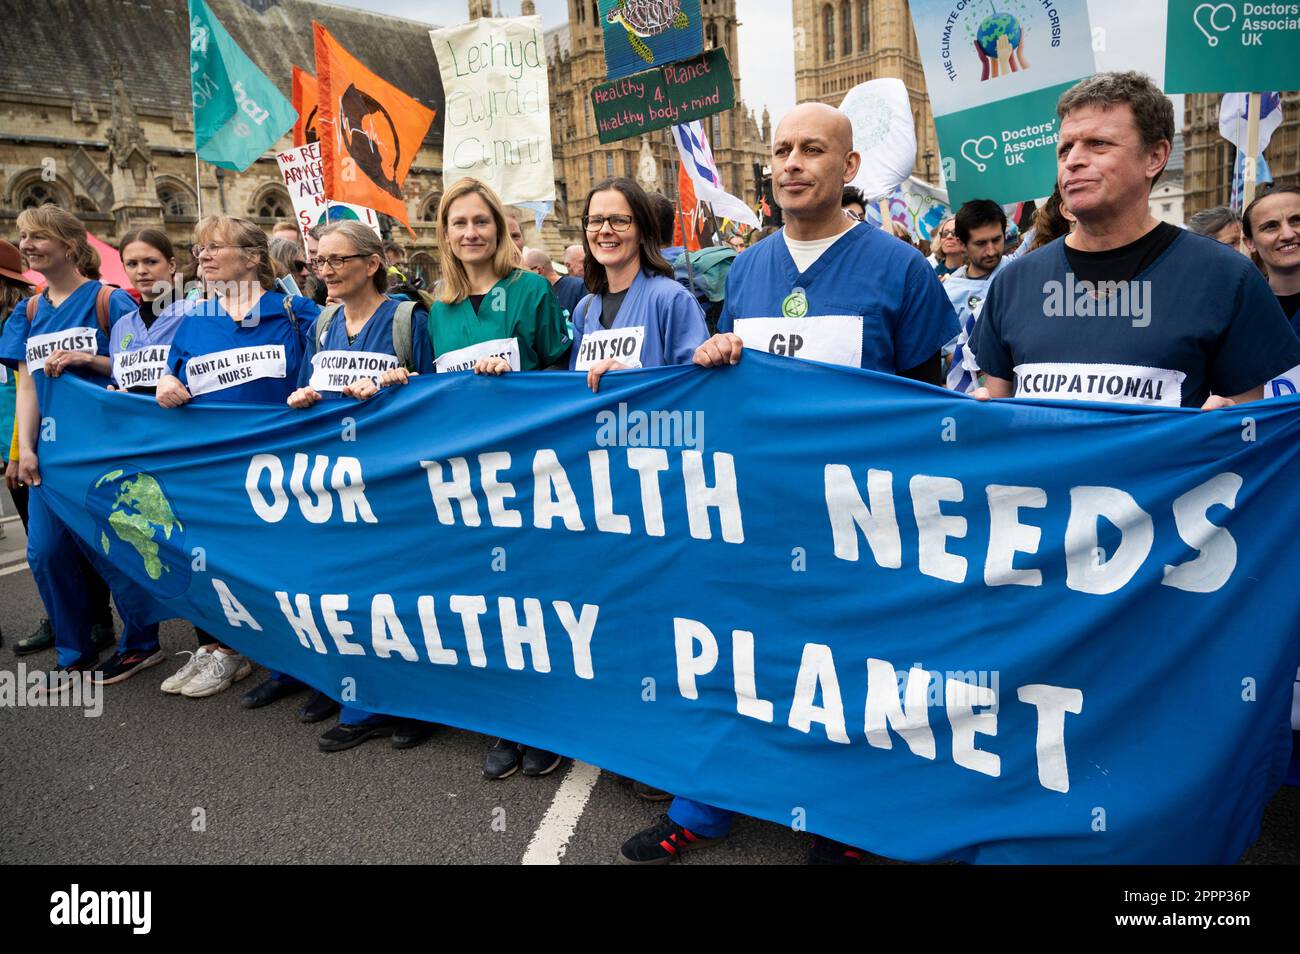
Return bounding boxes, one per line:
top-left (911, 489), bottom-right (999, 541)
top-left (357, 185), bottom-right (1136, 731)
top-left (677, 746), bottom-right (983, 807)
top-left (1242, 91), bottom-right (1262, 209)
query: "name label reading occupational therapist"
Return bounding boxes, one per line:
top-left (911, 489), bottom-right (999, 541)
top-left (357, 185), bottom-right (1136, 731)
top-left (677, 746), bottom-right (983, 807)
top-left (113, 345), bottom-right (171, 390)
top-left (733, 315), bottom-right (864, 368)
top-left (573, 327), bottom-right (645, 371)
top-left (435, 337), bottom-right (521, 374)
top-left (187, 345), bottom-right (286, 396)
top-left (1013, 362), bottom-right (1185, 407)
top-left (25, 327), bottom-right (99, 375)
top-left (308, 351), bottom-right (399, 392)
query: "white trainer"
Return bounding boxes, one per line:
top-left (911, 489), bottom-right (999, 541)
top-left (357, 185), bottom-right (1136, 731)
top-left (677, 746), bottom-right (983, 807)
top-left (180, 650), bottom-right (252, 698)
top-left (160, 647), bottom-right (212, 695)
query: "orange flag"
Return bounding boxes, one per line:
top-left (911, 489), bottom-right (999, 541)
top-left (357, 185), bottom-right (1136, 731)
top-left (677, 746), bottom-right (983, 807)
top-left (291, 66), bottom-right (319, 147)
top-left (674, 162), bottom-right (702, 252)
top-left (312, 21), bottom-right (436, 235)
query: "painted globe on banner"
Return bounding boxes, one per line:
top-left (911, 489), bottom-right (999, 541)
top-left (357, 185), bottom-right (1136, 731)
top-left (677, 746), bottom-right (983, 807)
top-left (315, 205), bottom-right (363, 228)
top-left (85, 468), bottom-right (191, 599)
top-left (976, 13), bottom-right (1022, 57)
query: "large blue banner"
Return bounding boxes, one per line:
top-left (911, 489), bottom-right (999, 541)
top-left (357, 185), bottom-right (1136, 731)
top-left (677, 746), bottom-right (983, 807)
top-left (38, 358), bottom-right (1300, 863)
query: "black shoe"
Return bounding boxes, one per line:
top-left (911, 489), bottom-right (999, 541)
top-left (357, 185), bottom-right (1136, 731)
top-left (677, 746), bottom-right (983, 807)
top-left (807, 836), bottom-right (867, 865)
top-left (632, 780), bottom-right (673, 802)
top-left (90, 648), bottom-right (164, 685)
top-left (240, 677), bottom-right (306, 710)
top-left (391, 719), bottom-right (438, 750)
top-left (521, 746), bottom-right (563, 777)
top-left (483, 738), bottom-right (523, 779)
top-left (617, 814), bottom-right (722, 864)
top-left (14, 619), bottom-right (53, 655)
top-left (318, 719), bottom-right (397, 753)
top-left (91, 623), bottom-right (115, 651)
top-left (298, 691), bottom-right (340, 723)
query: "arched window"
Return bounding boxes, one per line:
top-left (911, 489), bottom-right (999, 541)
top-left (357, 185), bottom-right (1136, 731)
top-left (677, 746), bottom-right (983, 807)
top-left (842, 2), bottom-right (852, 56)
top-left (253, 188), bottom-right (292, 220)
top-left (823, 5), bottom-right (835, 60)
top-left (706, 22), bottom-right (718, 49)
top-left (421, 194), bottom-right (442, 222)
top-left (409, 251), bottom-right (437, 285)
top-left (18, 181), bottom-right (64, 210)
top-left (860, 0), bottom-right (870, 53)
top-left (157, 179), bottom-right (196, 217)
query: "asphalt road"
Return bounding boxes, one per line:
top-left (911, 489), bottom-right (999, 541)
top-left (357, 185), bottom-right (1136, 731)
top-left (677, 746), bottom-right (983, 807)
top-left (1, 520), bottom-right (1296, 865)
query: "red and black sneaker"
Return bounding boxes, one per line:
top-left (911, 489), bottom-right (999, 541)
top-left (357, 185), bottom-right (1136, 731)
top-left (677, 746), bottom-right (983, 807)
top-left (617, 814), bottom-right (722, 864)
top-left (91, 649), bottom-right (165, 685)
top-left (34, 653), bottom-right (101, 697)
top-left (807, 835), bottom-right (868, 865)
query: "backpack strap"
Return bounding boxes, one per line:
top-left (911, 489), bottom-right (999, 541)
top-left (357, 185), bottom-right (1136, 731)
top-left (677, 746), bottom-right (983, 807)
top-left (391, 300), bottom-right (416, 370)
top-left (94, 285), bottom-right (113, 337)
top-left (315, 303), bottom-right (343, 347)
top-left (25, 295), bottom-right (37, 323)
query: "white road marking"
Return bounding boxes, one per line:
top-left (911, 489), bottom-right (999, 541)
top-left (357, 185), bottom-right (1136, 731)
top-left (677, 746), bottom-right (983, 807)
top-left (0, 561), bottom-right (30, 577)
top-left (521, 760), bottom-right (601, 865)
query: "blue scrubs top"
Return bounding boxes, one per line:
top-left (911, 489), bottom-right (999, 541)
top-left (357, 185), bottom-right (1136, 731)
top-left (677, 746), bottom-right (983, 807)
top-left (569, 269), bottom-right (708, 370)
top-left (110, 302), bottom-right (189, 393)
top-left (298, 298), bottom-right (433, 396)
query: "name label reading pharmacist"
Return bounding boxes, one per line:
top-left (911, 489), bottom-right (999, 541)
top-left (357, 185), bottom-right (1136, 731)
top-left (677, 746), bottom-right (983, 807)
top-left (113, 345), bottom-right (171, 390)
top-left (25, 327), bottom-right (99, 374)
top-left (308, 351), bottom-right (399, 392)
top-left (1014, 362), bottom-right (1185, 407)
top-left (435, 337), bottom-right (521, 374)
top-left (733, 316), bottom-right (863, 368)
top-left (187, 345), bottom-right (286, 396)
top-left (574, 327), bottom-right (645, 370)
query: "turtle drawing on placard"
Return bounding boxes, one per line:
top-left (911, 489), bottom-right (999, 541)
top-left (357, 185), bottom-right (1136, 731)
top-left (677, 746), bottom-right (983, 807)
top-left (606, 0), bottom-right (691, 64)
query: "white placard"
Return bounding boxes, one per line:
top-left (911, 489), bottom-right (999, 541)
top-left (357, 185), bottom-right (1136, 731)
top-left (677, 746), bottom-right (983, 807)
top-left (1265, 364), bottom-right (1300, 400)
top-left (186, 346), bottom-right (286, 396)
top-left (275, 142), bottom-right (381, 237)
top-left (733, 315), bottom-right (864, 368)
top-left (25, 327), bottom-right (99, 375)
top-left (573, 326), bottom-right (645, 371)
top-left (435, 337), bottom-right (521, 374)
top-left (308, 350), bottom-right (399, 392)
top-left (1013, 363), bottom-right (1185, 408)
top-left (113, 345), bottom-right (171, 390)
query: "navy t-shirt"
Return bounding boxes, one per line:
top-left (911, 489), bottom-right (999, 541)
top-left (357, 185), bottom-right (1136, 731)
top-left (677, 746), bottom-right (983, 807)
top-left (552, 275), bottom-right (586, 318)
top-left (973, 231), bottom-right (1300, 408)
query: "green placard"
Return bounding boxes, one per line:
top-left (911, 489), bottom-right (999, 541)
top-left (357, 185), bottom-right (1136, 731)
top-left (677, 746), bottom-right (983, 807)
top-left (935, 81), bottom-right (1076, 209)
top-left (591, 47), bottom-right (735, 144)
top-left (1165, 0), bottom-right (1300, 92)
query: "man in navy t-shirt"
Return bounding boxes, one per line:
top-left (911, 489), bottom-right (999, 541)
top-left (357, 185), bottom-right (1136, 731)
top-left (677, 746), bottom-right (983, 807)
top-left (974, 72), bottom-right (1300, 408)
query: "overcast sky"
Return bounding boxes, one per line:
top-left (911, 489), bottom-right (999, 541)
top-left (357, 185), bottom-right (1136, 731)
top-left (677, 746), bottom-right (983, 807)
top-left (334, 0), bottom-right (1181, 124)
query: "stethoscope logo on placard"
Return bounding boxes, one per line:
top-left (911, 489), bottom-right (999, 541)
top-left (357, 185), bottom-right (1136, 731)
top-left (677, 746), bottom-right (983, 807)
top-left (961, 135), bottom-right (998, 172)
top-left (1192, 3), bottom-right (1236, 46)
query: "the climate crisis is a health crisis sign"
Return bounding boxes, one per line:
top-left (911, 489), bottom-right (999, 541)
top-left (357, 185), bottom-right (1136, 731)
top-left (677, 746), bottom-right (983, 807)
top-left (38, 358), bottom-right (1300, 864)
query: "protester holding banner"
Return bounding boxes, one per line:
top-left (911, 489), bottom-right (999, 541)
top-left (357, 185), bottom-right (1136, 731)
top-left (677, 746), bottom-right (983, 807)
top-left (154, 215), bottom-right (319, 699)
top-left (569, 177), bottom-right (707, 393)
top-left (0, 205), bottom-right (139, 687)
top-left (623, 103), bottom-right (958, 865)
top-left (1243, 187), bottom-right (1300, 331)
top-left (972, 72), bottom-right (1300, 409)
top-left (427, 178), bottom-right (570, 379)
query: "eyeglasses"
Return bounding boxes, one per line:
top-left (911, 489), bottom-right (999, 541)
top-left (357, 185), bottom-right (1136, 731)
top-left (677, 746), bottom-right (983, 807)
top-left (315, 254), bottom-right (369, 271)
top-left (582, 214), bottom-right (634, 232)
top-left (293, 260), bottom-right (308, 272)
top-left (191, 243), bottom-right (254, 257)
top-left (938, 229), bottom-right (957, 239)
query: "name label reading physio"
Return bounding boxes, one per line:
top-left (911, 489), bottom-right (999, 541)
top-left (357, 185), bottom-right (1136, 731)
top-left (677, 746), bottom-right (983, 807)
top-left (113, 345), bottom-right (171, 390)
top-left (25, 327), bottom-right (99, 374)
top-left (435, 337), bottom-right (521, 374)
top-left (733, 315), bottom-right (864, 368)
top-left (573, 326), bottom-right (645, 370)
top-left (1013, 362), bottom-right (1185, 407)
top-left (186, 345), bottom-right (286, 395)
top-left (49, 884), bottom-right (151, 934)
top-left (308, 350), bottom-right (399, 392)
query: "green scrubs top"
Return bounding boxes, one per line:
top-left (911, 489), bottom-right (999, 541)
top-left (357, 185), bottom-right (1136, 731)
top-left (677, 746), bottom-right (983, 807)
top-left (428, 269), bottom-right (571, 371)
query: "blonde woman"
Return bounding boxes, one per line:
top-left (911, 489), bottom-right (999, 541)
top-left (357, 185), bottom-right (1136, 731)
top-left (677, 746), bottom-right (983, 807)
top-left (0, 205), bottom-right (139, 688)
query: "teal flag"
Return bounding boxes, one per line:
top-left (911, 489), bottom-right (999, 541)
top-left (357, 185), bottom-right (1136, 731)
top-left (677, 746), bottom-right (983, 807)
top-left (189, 0), bottom-right (296, 171)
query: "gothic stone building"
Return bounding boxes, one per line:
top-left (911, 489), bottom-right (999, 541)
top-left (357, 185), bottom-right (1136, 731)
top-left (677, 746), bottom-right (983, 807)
top-left (0, 0), bottom-right (769, 284)
top-left (1183, 92), bottom-right (1299, 218)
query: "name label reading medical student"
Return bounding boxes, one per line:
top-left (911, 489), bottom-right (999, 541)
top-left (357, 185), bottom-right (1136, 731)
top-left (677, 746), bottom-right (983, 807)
top-left (26, 327), bottom-right (99, 374)
top-left (113, 345), bottom-right (171, 390)
top-left (435, 337), bottom-right (521, 374)
top-left (308, 351), bottom-right (399, 392)
top-left (1014, 362), bottom-right (1185, 407)
top-left (733, 315), bottom-right (864, 368)
top-left (187, 345), bottom-right (286, 395)
top-left (574, 326), bottom-right (645, 370)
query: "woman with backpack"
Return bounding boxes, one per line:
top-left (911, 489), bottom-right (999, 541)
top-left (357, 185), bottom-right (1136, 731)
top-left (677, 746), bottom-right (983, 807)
top-left (0, 205), bottom-right (139, 689)
top-left (154, 215), bottom-right (319, 700)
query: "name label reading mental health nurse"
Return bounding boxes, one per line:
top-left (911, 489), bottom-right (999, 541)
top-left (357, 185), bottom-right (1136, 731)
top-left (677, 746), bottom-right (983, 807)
top-left (435, 338), bottom-right (521, 374)
top-left (25, 327), bottom-right (100, 374)
top-left (187, 346), bottom-right (286, 396)
top-left (573, 326), bottom-right (645, 370)
top-left (113, 345), bottom-right (171, 390)
top-left (1013, 362), bottom-right (1185, 407)
top-left (308, 351), bottom-right (399, 392)
top-left (733, 315), bottom-right (864, 369)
